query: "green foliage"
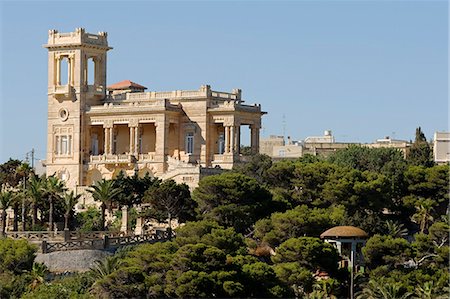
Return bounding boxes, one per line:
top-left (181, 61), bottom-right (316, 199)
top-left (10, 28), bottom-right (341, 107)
top-left (0, 271), bottom-right (32, 299)
top-left (113, 172), bottom-right (160, 207)
top-left (75, 207), bottom-right (103, 232)
top-left (88, 179), bottom-right (121, 230)
top-left (406, 127), bottom-right (433, 167)
top-left (0, 238), bottom-right (36, 274)
top-left (175, 220), bottom-right (247, 255)
top-left (272, 237), bottom-right (339, 275)
top-left (403, 165), bottom-right (449, 220)
top-left (232, 153), bottom-right (272, 184)
top-left (254, 205), bottom-right (345, 247)
top-left (143, 179), bottom-right (196, 224)
top-left (0, 159), bottom-right (24, 188)
top-left (363, 235), bottom-right (412, 269)
top-left (193, 172), bottom-right (274, 233)
top-left (383, 220), bottom-right (408, 238)
top-left (93, 266), bottom-right (147, 298)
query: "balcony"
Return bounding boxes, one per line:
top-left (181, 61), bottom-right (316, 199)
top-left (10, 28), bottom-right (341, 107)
top-left (48, 85), bottom-right (75, 101)
top-left (87, 85), bottom-right (105, 98)
top-left (89, 153), bottom-right (156, 165)
top-left (90, 154), bottom-right (133, 164)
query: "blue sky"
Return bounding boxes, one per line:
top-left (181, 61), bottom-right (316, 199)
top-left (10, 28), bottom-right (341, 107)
top-left (0, 1), bottom-right (448, 163)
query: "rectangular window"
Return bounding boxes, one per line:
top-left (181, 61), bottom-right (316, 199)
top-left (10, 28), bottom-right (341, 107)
top-left (113, 132), bottom-right (117, 154)
top-left (55, 134), bottom-right (72, 156)
top-left (218, 133), bottom-right (225, 154)
top-left (185, 132), bottom-right (194, 154)
top-left (61, 136), bottom-right (68, 155)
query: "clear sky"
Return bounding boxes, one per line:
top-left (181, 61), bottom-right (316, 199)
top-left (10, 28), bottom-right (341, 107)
top-left (0, 0), bottom-right (448, 163)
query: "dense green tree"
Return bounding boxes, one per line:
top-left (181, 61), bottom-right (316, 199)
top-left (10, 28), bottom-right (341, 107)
top-left (0, 238), bottom-right (36, 275)
top-left (75, 207), bottom-right (103, 231)
top-left (113, 172), bottom-right (159, 207)
top-left (175, 220), bottom-right (246, 255)
top-left (402, 165), bottom-right (449, 221)
top-left (271, 237), bottom-right (340, 297)
top-left (272, 237), bottom-right (340, 275)
top-left (363, 235), bottom-right (412, 270)
top-left (193, 172), bottom-right (274, 233)
top-left (0, 191), bottom-right (15, 236)
top-left (143, 179), bottom-right (196, 235)
top-left (0, 159), bottom-right (23, 188)
top-left (406, 127), bottom-right (433, 167)
top-left (254, 205), bottom-right (345, 247)
top-left (88, 179), bottom-right (121, 230)
top-left (232, 153), bottom-right (272, 184)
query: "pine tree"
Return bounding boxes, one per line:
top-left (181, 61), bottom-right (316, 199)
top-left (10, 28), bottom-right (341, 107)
top-left (407, 127), bottom-right (433, 167)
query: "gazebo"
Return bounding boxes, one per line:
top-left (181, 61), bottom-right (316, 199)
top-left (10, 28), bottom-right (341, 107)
top-left (320, 226), bottom-right (369, 299)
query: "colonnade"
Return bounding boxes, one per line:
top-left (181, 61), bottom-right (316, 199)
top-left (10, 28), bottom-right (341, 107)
top-left (222, 124), bottom-right (260, 155)
top-left (102, 124), bottom-right (141, 155)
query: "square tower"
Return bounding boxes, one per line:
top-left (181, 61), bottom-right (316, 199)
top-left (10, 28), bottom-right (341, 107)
top-left (44, 28), bottom-right (112, 188)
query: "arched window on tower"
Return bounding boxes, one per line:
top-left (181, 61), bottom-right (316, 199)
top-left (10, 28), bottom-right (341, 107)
top-left (87, 57), bottom-right (95, 85)
top-left (60, 57), bottom-right (69, 85)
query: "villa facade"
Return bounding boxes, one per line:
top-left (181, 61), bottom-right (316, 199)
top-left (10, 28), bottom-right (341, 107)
top-left (45, 28), bottom-right (265, 189)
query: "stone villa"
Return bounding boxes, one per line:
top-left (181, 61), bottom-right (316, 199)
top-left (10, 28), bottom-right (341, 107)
top-left (45, 28), bottom-right (265, 189)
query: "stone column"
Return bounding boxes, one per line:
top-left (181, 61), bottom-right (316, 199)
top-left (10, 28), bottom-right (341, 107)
top-left (134, 126), bottom-right (139, 155)
top-left (230, 126), bottom-right (235, 154)
top-left (103, 126), bottom-right (109, 155)
top-left (109, 126), bottom-right (114, 155)
top-left (67, 57), bottom-right (71, 86)
top-left (129, 125), bottom-right (134, 155)
top-left (235, 125), bottom-right (241, 154)
top-left (134, 206), bottom-right (143, 236)
top-left (224, 126), bottom-right (229, 154)
top-left (251, 125), bottom-right (260, 154)
top-left (120, 206), bottom-right (129, 233)
top-left (155, 116), bottom-right (169, 167)
top-left (56, 56), bottom-right (61, 85)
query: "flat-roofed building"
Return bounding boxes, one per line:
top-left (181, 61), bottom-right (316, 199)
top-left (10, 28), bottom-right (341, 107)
top-left (433, 132), bottom-right (450, 164)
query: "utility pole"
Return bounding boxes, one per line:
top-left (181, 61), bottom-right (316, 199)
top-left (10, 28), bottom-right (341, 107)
top-left (31, 148), bottom-right (35, 170)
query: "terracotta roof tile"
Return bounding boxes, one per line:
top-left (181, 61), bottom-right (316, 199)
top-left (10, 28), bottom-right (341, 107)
top-left (107, 80), bottom-right (147, 90)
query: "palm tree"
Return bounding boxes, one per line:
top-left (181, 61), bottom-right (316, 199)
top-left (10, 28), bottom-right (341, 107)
top-left (45, 176), bottom-right (66, 231)
top-left (28, 262), bottom-right (48, 290)
top-left (88, 179), bottom-right (121, 231)
top-left (412, 199), bottom-right (435, 233)
top-left (15, 162), bottom-right (32, 231)
top-left (89, 255), bottom-right (121, 280)
top-left (356, 280), bottom-right (412, 299)
top-left (0, 191), bottom-right (15, 236)
top-left (27, 175), bottom-right (45, 228)
top-left (384, 220), bottom-right (408, 238)
top-left (63, 191), bottom-right (81, 230)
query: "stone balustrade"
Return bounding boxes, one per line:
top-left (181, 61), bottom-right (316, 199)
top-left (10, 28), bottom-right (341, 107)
top-left (90, 153), bottom-right (156, 164)
top-left (90, 154), bottom-right (133, 163)
top-left (106, 88), bottom-right (240, 102)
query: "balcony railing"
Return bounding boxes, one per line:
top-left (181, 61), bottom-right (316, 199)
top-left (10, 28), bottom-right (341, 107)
top-left (90, 153), bottom-right (156, 164)
top-left (48, 85), bottom-right (74, 100)
top-left (90, 154), bottom-right (133, 163)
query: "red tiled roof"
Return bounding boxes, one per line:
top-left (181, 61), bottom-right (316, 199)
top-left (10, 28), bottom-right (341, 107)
top-left (107, 80), bottom-right (147, 90)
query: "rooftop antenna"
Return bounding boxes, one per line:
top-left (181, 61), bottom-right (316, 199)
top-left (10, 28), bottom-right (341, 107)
top-left (282, 114), bottom-right (286, 143)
